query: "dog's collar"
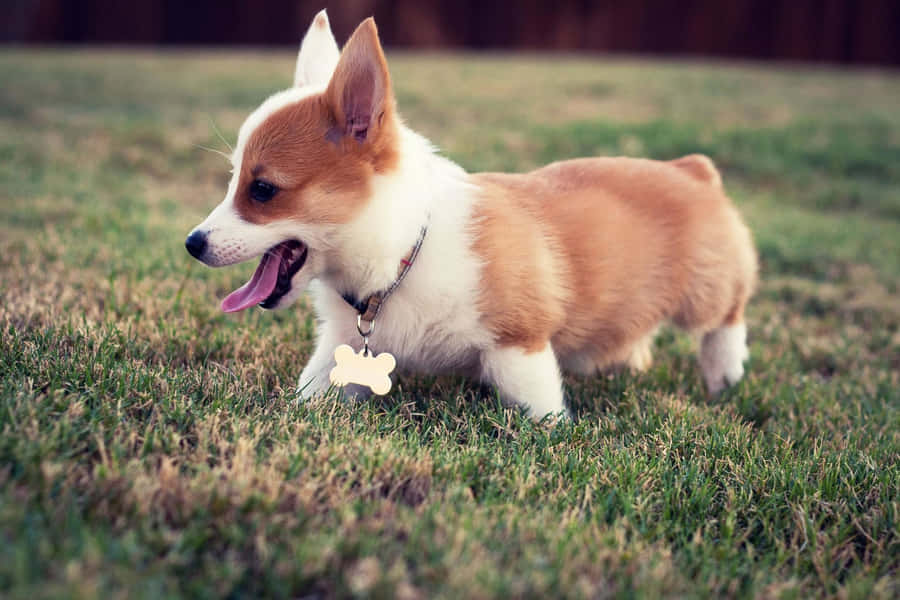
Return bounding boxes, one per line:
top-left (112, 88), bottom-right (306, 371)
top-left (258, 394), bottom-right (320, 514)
top-left (341, 223), bottom-right (428, 328)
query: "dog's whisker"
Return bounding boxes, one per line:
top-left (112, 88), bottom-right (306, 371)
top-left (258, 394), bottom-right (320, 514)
top-left (209, 116), bottom-right (234, 154)
top-left (194, 144), bottom-right (232, 162)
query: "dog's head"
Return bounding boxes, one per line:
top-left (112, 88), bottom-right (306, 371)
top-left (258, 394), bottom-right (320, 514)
top-left (186, 12), bottom-right (399, 312)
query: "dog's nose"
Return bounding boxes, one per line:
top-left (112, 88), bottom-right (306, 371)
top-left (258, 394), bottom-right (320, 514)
top-left (185, 230), bottom-right (208, 259)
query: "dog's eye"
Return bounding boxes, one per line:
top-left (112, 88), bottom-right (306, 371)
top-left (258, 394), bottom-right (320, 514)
top-left (249, 179), bottom-right (278, 203)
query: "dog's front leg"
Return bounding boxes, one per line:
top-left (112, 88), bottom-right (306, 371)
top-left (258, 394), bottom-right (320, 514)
top-left (296, 324), bottom-right (344, 400)
top-left (481, 343), bottom-right (568, 420)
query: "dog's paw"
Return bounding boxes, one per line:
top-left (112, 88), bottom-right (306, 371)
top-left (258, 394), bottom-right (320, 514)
top-left (700, 323), bottom-right (748, 395)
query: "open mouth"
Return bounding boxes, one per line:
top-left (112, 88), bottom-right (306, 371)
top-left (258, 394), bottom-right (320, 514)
top-left (221, 240), bottom-right (308, 313)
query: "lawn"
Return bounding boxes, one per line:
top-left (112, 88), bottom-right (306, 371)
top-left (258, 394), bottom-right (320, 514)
top-left (1, 48), bottom-right (898, 598)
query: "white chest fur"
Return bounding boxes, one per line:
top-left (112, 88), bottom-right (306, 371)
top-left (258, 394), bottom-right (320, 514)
top-left (296, 136), bottom-right (492, 395)
top-left (311, 188), bottom-right (491, 376)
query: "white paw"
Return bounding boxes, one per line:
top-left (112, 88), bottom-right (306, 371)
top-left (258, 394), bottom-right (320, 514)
top-left (700, 323), bottom-right (748, 394)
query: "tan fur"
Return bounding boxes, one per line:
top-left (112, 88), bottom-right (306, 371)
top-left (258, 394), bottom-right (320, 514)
top-left (670, 153), bottom-right (722, 187)
top-left (235, 19), bottom-right (398, 226)
top-left (471, 156), bottom-right (757, 369)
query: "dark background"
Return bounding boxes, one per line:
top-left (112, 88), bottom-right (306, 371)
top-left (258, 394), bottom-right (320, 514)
top-left (3, 0), bottom-right (899, 66)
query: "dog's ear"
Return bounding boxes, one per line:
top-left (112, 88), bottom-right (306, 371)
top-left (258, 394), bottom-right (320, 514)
top-left (325, 18), bottom-right (393, 143)
top-left (293, 9), bottom-right (340, 88)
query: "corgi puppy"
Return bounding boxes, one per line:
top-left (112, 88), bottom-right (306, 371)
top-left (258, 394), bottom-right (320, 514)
top-left (186, 11), bottom-right (757, 419)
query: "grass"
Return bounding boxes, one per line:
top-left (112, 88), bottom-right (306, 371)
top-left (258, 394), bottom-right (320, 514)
top-left (1, 48), bottom-right (898, 598)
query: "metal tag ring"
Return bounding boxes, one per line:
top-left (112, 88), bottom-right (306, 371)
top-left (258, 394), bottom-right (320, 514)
top-left (357, 314), bottom-right (375, 337)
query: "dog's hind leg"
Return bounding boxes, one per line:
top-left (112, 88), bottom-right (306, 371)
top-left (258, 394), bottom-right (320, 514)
top-left (699, 320), bottom-right (749, 395)
top-left (481, 343), bottom-right (567, 420)
top-left (559, 328), bottom-right (656, 377)
top-left (693, 273), bottom-right (754, 395)
top-left (625, 328), bottom-right (657, 372)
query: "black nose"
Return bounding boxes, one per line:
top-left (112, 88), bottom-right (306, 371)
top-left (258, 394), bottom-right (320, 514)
top-left (185, 230), bottom-right (208, 259)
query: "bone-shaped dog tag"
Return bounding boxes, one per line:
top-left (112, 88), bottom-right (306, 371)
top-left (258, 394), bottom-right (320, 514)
top-left (329, 344), bottom-right (396, 395)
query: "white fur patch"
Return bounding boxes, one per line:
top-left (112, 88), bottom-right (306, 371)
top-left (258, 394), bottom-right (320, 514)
top-left (481, 344), bottom-right (566, 419)
top-left (304, 128), bottom-right (493, 378)
top-left (699, 322), bottom-right (748, 394)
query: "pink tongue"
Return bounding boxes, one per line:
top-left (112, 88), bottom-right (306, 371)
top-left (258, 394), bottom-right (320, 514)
top-left (221, 251), bottom-right (282, 313)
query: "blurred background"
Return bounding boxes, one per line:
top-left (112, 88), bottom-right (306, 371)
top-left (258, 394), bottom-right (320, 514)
top-left (3, 0), bottom-right (899, 65)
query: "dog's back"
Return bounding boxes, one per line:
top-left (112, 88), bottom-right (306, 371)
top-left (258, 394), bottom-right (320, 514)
top-left (471, 154), bottom-right (757, 376)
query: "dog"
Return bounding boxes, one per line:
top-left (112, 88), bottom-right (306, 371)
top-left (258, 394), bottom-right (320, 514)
top-left (186, 10), bottom-right (758, 419)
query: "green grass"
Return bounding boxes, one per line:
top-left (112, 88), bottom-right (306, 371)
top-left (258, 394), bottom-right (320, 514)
top-left (1, 48), bottom-right (898, 598)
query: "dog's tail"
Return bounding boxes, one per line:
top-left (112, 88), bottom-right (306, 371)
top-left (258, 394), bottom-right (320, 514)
top-left (669, 154), bottom-right (722, 188)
